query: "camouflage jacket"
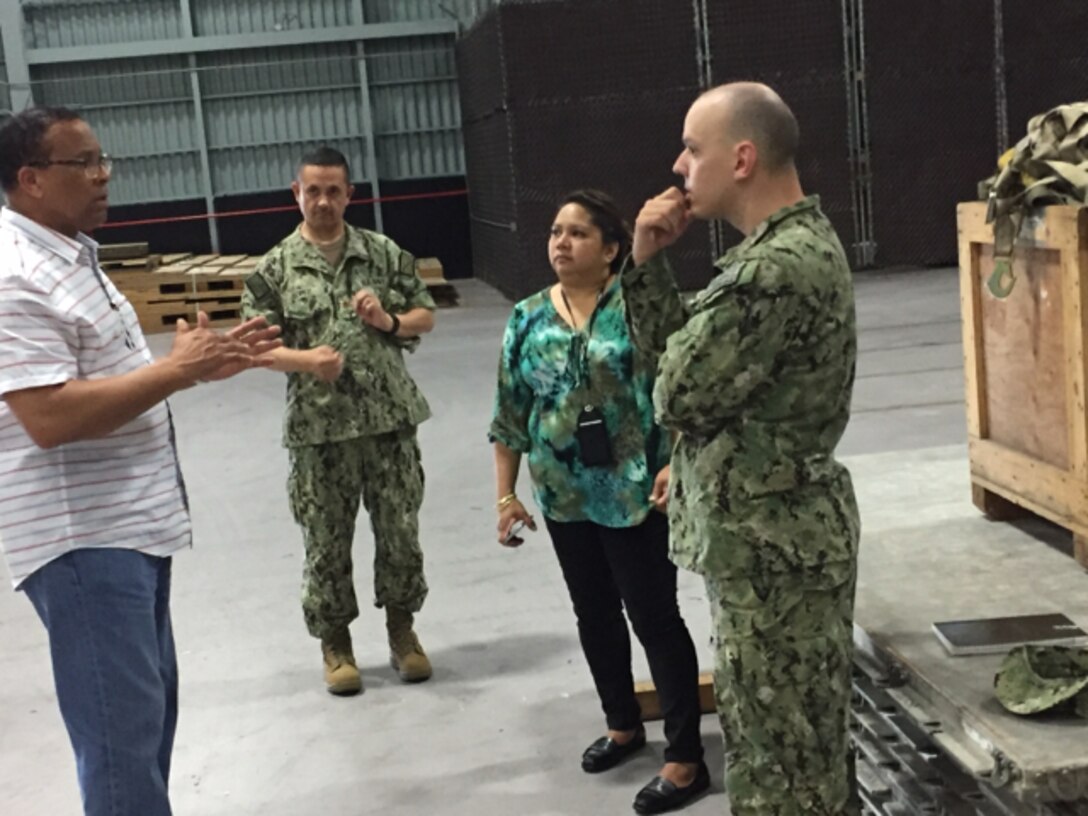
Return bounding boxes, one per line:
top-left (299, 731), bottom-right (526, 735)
top-left (489, 282), bottom-right (670, 527)
top-left (623, 196), bottom-right (860, 577)
top-left (241, 225), bottom-right (434, 447)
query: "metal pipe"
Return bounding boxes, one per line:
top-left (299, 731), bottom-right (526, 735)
top-left (179, 0), bottom-right (219, 252)
top-left (0, 1), bottom-right (33, 110)
top-left (470, 215), bottom-right (516, 231)
top-left (993, 0), bottom-right (1010, 153)
top-left (26, 21), bottom-right (459, 66)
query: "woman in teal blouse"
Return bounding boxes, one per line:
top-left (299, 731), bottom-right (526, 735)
top-left (490, 190), bottom-right (708, 814)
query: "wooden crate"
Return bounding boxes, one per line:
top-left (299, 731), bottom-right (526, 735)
top-left (958, 202), bottom-right (1088, 567)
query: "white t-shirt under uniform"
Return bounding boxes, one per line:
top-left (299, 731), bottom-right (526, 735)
top-left (0, 207), bottom-right (191, 589)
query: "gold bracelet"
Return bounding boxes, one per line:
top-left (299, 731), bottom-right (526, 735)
top-left (497, 493), bottom-right (517, 510)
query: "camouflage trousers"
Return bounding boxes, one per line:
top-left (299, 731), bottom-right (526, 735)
top-left (704, 561), bottom-right (859, 816)
top-left (288, 427), bottom-right (428, 641)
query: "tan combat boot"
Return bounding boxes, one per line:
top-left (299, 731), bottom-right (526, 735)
top-left (386, 607), bottom-right (432, 683)
top-left (321, 628), bottom-right (362, 696)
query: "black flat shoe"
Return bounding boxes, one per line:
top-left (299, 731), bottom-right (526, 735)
top-left (580, 727), bottom-right (647, 773)
top-left (632, 761), bottom-right (710, 814)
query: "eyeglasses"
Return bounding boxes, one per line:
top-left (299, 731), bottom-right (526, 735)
top-left (29, 153), bottom-right (112, 178)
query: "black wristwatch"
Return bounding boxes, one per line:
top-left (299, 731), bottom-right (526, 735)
top-left (383, 313), bottom-right (401, 336)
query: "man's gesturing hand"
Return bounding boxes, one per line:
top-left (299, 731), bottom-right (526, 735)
top-left (169, 312), bottom-right (282, 385)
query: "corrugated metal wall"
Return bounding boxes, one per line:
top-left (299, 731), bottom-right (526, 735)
top-left (0, 36), bottom-right (10, 115)
top-left (363, 0), bottom-right (497, 24)
top-left (198, 44), bottom-right (366, 195)
top-left (367, 36), bottom-right (462, 178)
top-left (13, 0), bottom-right (481, 230)
top-left (32, 55), bottom-right (203, 204)
top-left (23, 0), bottom-right (185, 48)
top-left (191, 0), bottom-right (355, 36)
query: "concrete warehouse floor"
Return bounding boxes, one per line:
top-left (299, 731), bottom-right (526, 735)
top-left (2, 267), bottom-right (1026, 816)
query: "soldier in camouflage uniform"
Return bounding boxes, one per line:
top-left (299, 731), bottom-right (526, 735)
top-left (241, 146), bottom-right (434, 695)
top-left (624, 83), bottom-right (861, 815)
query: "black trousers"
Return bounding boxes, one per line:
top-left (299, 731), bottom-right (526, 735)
top-left (546, 511), bottom-right (704, 764)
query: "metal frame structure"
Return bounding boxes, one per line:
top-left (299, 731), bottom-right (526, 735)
top-left (23, 21), bottom-right (457, 65)
top-left (0, 1), bottom-right (1042, 266)
top-left (992, 0), bottom-right (1010, 155)
top-left (0, 0), bottom-right (478, 251)
top-left (692, 0), bottom-right (730, 262)
top-left (0, 2), bottom-right (31, 113)
top-left (842, 0), bottom-right (876, 268)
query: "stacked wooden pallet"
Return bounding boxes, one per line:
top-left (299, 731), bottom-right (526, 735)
top-left (103, 246), bottom-right (256, 334)
top-left (416, 257), bottom-right (459, 307)
top-left (103, 246), bottom-right (459, 335)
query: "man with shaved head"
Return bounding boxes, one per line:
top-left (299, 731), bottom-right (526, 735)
top-left (623, 83), bottom-right (860, 815)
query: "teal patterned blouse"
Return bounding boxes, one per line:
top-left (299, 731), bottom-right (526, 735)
top-left (489, 281), bottom-right (670, 528)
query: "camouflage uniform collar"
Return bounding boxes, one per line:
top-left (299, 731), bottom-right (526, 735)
top-left (342, 224), bottom-right (373, 262)
top-left (285, 224), bottom-right (371, 271)
top-left (715, 194), bottom-right (821, 270)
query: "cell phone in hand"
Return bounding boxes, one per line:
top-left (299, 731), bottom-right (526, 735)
top-left (502, 520), bottom-right (528, 546)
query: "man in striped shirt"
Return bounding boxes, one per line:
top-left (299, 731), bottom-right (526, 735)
top-left (0, 107), bottom-right (281, 816)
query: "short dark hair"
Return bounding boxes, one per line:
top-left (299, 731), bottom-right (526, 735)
top-left (297, 145), bottom-right (351, 182)
top-left (557, 189), bottom-right (632, 273)
top-left (0, 106), bottom-right (83, 192)
top-left (724, 85), bottom-right (800, 172)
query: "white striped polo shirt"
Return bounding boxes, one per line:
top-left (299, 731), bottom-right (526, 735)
top-left (0, 207), bottom-right (191, 589)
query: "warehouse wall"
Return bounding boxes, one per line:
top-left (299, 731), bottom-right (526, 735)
top-left (459, 0), bottom-right (1088, 295)
top-left (4, 0), bottom-right (497, 277)
top-left (457, 0), bottom-right (711, 299)
top-left (0, 36), bottom-right (10, 115)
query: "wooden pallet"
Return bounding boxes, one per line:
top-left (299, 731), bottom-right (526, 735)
top-left (958, 202), bottom-right (1088, 569)
top-left (156, 255), bottom-right (250, 275)
top-left (119, 252), bottom-right (460, 332)
top-left (427, 282), bottom-right (460, 307)
top-left (133, 300), bottom-right (198, 333)
top-left (634, 672), bottom-right (716, 721)
top-left (198, 297), bottom-right (243, 329)
top-left (192, 276), bottom-right (246, 295)
top-left (99, 242), bottom-right (149, 262)
top-left (100, 254), bottom-right (161, 272)
top-left (416, 256), bottom-right (445, 282)
top-left (115, 272), bottom-right (195, 303)
top-left (107, 253), bottom-right (255, 333)
top-left (132, 302), bottom-right (242, 333)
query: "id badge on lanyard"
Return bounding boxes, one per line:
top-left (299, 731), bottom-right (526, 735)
top-left (563, 286), bottom-right (614, 467)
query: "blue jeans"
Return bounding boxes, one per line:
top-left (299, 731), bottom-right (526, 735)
top-left (23, 549), bottom-right (177, 816)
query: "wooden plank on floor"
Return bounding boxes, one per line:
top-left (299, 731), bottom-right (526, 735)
top-left (635, 672), bottom-right (715, 721)
top-left (99, 242), bottom-right (149, 261)
top-left (101, 254), bottom-right (161, 272)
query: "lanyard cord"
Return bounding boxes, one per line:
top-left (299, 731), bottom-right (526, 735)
top-left (558, 273), bottom-right (613, 334)
top-left (559, 274), bottom-right (613, 390)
